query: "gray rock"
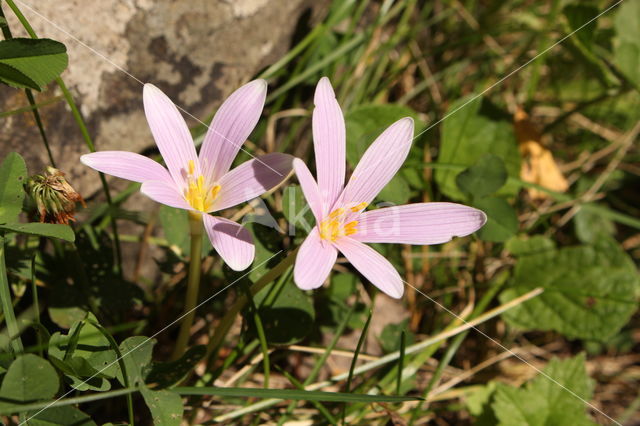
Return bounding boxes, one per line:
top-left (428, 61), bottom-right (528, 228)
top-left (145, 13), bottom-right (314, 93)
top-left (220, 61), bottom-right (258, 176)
top-left (1, 0), bottom-right (322, 196)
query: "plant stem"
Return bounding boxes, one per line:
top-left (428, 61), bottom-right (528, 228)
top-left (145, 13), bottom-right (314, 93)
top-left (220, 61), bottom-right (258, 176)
top-left (171, 211), bottom-right (203, 360)
top-left (0, 236), bottom-right (24, 356)
top-left (204, 247), bottom-right (299, 367)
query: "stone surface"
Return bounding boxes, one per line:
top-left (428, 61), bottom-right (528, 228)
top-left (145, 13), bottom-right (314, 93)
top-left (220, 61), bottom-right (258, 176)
top-left (1, 0), bottom-right (321, 196)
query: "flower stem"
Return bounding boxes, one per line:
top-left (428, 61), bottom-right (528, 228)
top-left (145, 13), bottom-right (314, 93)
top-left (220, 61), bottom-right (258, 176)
top-left (0, 236), bottom-right (24, 356)
top-left (171, 211), bottom-right (204, 360)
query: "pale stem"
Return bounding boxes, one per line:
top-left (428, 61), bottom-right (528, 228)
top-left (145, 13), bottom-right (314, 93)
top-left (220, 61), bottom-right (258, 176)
top-left (171, 211), bottom-right (204, 360)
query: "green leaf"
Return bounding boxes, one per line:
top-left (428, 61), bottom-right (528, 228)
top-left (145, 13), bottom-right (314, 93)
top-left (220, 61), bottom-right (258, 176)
top-left (0, 354), bottom-right (58, 403)
top-left (345, 104), bottom-right (425, 168)
top-left (500, 238), bottom-right (640, 340)
top-left (0, 38), bottom-right (68, 91)
top-left (435, 97), bottom-right (520, 201)
top-left (574, 208), bottom-right (615, 244)
top-left (146, 346), bottom-right (206, 389)
top-left (27, 406), bottom-right (97, 426)
top-left (378, 319), bottom-right (415, 353)
top-left (282, 184), bottom-right (316, 232)
top-left (377, 174), bottom-right (411, 205)
top-left (140, 387), bottom-right (183, 426)
top-left (505, 235), bottom-right (555, 257)
top-left (0, 223), bottom-right (74, 242)
top-left (613, 0), bottom-right (640, 88)
top-left (116, 336), bottom-right (155, 387)
top-left (175, 386), bottom-right (421, 403)
top-left (492, 354), bottom-right (596, 426)
top-left (474, 197), bottom-right (518, 242)
top-left (0, 152), bottom-right (27, 224)
top-left (251, 279), bottom-right (315, 345)
top-left (455, 154), bottom-right (508, 199)
top-left (159, 206), bottom-right (210, 257)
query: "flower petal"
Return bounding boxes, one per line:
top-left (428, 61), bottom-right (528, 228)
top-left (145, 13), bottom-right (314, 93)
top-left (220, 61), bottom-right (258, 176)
top-left (213, 153), bottom-right (293, 212)
top-left (334, 238), bottom-right (403, 298)
top-left (203, 214), bottom-right (254, 271)
top-left (294, 228), bottom-right (338, 290)
top-left (339, 118), bottom-right (414, 207)
top-left (140, 180), bottom-right (192, 210)
top-left (199, 80), bottom-right (267, 183)
top-left (354, 203), bottom-right (487, 245)
top-left (143, 84), bottom-right (198, 188)
top-left (293, 158), bottom-right (324, 222)
top-left (313, 77), bottom-right (345, 208)
top-left (81, 151), bottom-right (172, 183)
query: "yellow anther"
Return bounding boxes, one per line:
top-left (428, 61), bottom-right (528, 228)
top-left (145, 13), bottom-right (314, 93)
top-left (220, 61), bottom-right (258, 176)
top-left (211, 185), bottom-right (221, 199)
top-left (184, 161), bottom-right (220, 212)
top-left (350, 202), bottom-right (368, 212)
top-left (328, 208), bottom-right (345, 219)
top-left (319, 210), bottom-right (360, 242)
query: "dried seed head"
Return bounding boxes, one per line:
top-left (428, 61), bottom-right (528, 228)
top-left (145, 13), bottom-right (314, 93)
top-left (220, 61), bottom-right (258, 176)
top-left (27, 167), bottom-right (85, 224)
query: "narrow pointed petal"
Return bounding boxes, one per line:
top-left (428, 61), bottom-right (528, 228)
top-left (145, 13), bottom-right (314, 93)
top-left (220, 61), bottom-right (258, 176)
top-left (143, 84), bottom-right (198, 187)
top-left (339, 118), bottom-right (414, 207)
top-left (213, 153), bottom-right (294, 212)
top-left (334, 238), bottom-right (403, 298)
top-left (81, 151), bottom-right (173, 184)
top-left (199, 80), bottom-right (267, 183)
top-left (354, 203), bottom-right (487, 245)
top-left (293, 158), bottom-right (324, 222)
top-left (140, 180), bottom-right (192, 210)
top-left (203, 215), bottom-right (254, 271)
top-left (294, 228), bottom-right (337, 290)
top-left (313, 77), bottom-right (345, 207)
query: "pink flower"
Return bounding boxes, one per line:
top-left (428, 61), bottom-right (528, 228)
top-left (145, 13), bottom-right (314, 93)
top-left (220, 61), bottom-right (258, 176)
top-left (293, 77), bottom-right (487, 298)
top-left (81, 80), bottom-right (292, 271)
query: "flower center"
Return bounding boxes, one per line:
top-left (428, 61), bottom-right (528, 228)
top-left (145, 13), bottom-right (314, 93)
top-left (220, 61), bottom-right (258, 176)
top-left (184, 160), bottom-right (220, 212)
top-left (318, 202), bottom-right (368, 242)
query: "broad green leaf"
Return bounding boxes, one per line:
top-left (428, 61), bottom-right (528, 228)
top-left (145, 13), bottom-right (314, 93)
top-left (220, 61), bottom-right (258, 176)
top-left (505, 235), bottom-right (555, 256)
top-left (140, 387), bottom-right (183, 426)
top-left (0, 38), bottom-right (68, 91)
top-left (474, 197), bottom-right (518, 242)
top-left (613, 0), bottom-right (640, 88)
top-left (175, 386), bottom-right (421, 403)
top-left (435, 96), bottom-right (520, 201)
top-left (244, 222), bottom-right (283, 281)
top-left (0, 354), bottom-right (58, 402)
top-left (574, 207), bottom-right (615, 244)
top-left (0, 222), bottom-right (74, 242)
top-left (159, 206), bottom-right (210, 257)
top-left (116, 336), bottom-right (155, 387)
top-left (345, 104), bottom-right (425, 168)
top-left (377, 174), bottom-right (411, 205)
top-left (500, 238), bottom-right (640, 340)
top-left (282, 185), bottom-right (315, 233)
top-left (146, 346), bottom-right (206, 389)
top-left (492, 354), bottom-right (596, 426)
top-left (0, 152), bottom-right (27, 224)
top-left (251, 278), bottom-right (315, 345)
top-left (27, 406), bottom-right (97, 426)
top-left (455, 154), bottom-right (508, 199)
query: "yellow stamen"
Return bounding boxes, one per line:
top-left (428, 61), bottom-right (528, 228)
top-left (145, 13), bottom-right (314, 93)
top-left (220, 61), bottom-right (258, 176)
top-left (183, 161), bottom-right (220, 212)
top-left (319, 209), bottom-right (362, 242)
top-left (350, 202), bottom-right (368, 212)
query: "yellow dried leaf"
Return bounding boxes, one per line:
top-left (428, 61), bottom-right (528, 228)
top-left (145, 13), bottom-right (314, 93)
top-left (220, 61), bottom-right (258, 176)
top-left (514, 108), bottom-right (569, 200)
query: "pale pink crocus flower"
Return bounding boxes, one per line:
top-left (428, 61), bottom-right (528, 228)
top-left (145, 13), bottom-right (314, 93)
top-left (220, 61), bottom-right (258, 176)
top-left (81, 80), bottom-right (292, 270)
top-left (293, 77), bottom-right (487, 298)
